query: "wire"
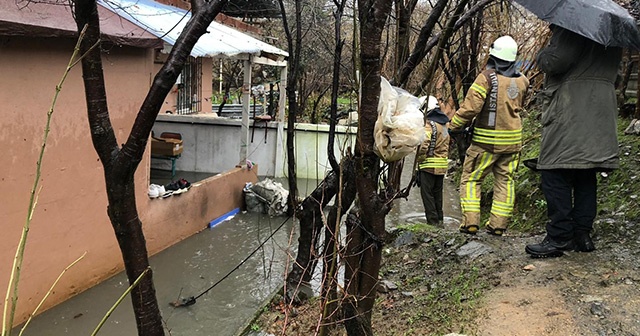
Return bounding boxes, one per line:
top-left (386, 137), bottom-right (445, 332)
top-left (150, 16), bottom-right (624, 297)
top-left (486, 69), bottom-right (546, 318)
top-left (181, 213), bottom-right (293, 303)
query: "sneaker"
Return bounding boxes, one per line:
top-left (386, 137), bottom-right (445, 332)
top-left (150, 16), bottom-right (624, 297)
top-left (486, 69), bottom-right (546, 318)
top-left (148, 184), bottom-right (164, 199)
top-left (178, 178), bottom-right (191, 191)
top-left (525, 235), bottom-right (575, 258)
top-left (166, 179), bottom-right (190, 195)
top-left (165, 181), bottom-right (181, 192)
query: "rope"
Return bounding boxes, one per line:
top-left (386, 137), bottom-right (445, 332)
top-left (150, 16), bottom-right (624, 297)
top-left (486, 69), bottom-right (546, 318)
top-left (176, 213), bottom-right (293, 306)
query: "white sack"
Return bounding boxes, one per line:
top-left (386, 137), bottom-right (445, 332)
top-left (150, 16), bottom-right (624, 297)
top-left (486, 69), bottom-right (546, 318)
top-left (374, 77), bottom-right (426, 162)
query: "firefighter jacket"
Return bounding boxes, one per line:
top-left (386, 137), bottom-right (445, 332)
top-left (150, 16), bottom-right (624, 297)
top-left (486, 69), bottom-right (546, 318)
top-left (417, 120), bottom-right (449, 175)
top-left (450, 69), bottom-right (529, 154)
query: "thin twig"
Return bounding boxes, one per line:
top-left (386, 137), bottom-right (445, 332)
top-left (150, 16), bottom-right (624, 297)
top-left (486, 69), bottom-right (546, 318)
top-left (2, 24), bottom-right (88, 336)
top-left (90, 267), bottom-right (151, 336)
top-left (18, 252), bottom-right (87, 336)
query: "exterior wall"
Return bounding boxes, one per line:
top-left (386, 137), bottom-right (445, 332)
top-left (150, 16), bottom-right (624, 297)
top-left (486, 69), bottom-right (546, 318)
top-left (0, 36), bottom-right (154, 325)
top-left (143, 166), bottom-right (258, 254)
top-left (152, 115), bottom-right (357, 179)
top-left (0, 36), bottom-right (255, 326)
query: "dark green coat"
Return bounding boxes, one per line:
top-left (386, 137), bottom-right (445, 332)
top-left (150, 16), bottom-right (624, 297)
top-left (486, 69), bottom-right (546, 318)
top-left (536, 27), bottom-right (622, 170)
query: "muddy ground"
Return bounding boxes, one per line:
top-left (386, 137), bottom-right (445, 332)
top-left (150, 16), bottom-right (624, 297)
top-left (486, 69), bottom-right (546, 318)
top-left (252, 215), bottom-right (640, 336)
top-left (250, 121), bottom-right (640, 336)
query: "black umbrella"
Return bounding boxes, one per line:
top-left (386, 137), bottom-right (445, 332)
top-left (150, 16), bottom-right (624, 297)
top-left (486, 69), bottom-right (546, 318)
top-left (513, 0), bottom-right (640, 50)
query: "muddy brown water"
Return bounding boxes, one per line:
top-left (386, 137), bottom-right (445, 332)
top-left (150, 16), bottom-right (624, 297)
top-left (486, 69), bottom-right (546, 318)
top-left (18, 159), bottom-right (461, 336)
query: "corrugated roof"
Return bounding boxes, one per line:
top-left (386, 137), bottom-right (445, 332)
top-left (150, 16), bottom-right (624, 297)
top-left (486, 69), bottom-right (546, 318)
top-left (0, 1), bottom-right (162, 48)
top-left (99, 0), bottom-right (288, 59)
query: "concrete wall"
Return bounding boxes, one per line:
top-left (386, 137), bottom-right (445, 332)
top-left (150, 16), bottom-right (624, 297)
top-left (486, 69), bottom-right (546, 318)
top-left (0, 36), bottom-right (254, 326)
top-left (152, 114), bottom-right (357, 179)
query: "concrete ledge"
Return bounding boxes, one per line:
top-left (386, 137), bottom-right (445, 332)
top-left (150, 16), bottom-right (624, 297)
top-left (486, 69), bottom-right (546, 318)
top-left (142, 166), bottom-right (259, 256)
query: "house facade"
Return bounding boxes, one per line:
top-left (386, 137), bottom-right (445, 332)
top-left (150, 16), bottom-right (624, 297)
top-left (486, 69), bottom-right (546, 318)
top-left (0, 2), bottom-right (256, 326)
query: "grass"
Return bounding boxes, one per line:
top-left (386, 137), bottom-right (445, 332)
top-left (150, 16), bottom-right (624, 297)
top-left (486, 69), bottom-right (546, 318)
top-left (395, 223), bottom-right (439, 234)
top-left (512, 113), bottom-right (640, 234)
top-left (374, 229), bottom-right (490, 336)
top-left (596, 119), bottom-right (640, 223)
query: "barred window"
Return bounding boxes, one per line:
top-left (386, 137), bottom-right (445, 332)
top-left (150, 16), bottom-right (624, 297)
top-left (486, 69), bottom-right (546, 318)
top-left (176, 57), bottom-right (202, 115)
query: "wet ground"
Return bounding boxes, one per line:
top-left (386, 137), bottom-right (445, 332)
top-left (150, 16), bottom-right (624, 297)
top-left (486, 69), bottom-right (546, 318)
top-left (18, 158), bottom-right (461, 336)
top-left (386, 157), bottom-right (462, 230)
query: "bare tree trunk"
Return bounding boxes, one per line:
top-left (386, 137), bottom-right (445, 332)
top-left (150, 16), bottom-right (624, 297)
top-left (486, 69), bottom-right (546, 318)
top-left (340, 0), bottom-right (393, 334)
top-left (73, 0), bottom-right (227, 334)
top-left (278, 0), bottom-right (302, 215)
top-left (393, 0), bottom-right (419, 74)
top-left (414, 0), bottom-right (472, 97)
top-left (328, 0), bottom-right (348, 172)
top-left (320, 157), bottom-right (356, 331)
top-left (392, 0), bottom-right (448, 86)
top-left (285, 171), bottom-right (339, 301)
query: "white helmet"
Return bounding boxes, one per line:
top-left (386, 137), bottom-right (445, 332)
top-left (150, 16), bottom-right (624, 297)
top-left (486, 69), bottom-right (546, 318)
top-left (427, 96), bottom-right (439, 111)
top-left (419, 95), bottom-right (439, 111)
top-left (489, 35), bottom-right (518, 62)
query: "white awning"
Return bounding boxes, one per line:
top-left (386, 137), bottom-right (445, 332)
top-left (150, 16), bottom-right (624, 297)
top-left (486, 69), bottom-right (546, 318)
top-left (99, 0), bottom-right (288, 62)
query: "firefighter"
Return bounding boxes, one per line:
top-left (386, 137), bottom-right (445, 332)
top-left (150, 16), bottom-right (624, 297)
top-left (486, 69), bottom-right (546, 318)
top-left (417, 96), bottom-right (450, 225)
top-left (450, 35), bottom-right (529, 236)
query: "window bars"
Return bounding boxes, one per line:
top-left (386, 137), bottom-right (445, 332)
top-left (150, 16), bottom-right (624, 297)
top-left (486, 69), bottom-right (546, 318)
top-left (176, 57), bottom-right (202, 115)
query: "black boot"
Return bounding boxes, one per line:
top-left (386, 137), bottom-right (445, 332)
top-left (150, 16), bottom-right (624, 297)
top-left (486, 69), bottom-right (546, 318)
top-left (525, 236), bottom-right (575, 258)
top-left (574, 231), bottom-right (595, 252)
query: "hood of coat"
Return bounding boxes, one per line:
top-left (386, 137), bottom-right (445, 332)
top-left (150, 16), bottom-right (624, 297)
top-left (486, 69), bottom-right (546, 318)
top-left (426, 108), bottom-right (450, 125)
top-left (487, 55), bottom-right (520, 78)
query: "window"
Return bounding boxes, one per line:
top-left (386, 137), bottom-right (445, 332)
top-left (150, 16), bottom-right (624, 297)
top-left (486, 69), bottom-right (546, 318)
top-left (176, 57), bottom-right (202, 115)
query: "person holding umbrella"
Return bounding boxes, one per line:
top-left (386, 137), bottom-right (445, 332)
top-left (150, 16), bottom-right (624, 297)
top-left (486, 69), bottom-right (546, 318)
top-left (451, 35), bottom-right (530, 236)
top-left (514, 0), bottom-right (640, 258)
top-left (525, 25), bottom-right (623, 257)
top-left (417, 96), bottom-right (450, 225)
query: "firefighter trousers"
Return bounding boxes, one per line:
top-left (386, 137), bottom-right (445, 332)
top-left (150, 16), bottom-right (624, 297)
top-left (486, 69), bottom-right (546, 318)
top-left (459, 144), bottom-right (519, 230)
top-left (419, 170), bottom-right (444, 224)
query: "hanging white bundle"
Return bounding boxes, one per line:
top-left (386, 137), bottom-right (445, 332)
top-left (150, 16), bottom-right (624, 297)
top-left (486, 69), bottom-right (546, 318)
top-left (374, 77), bottom-right (426, 162)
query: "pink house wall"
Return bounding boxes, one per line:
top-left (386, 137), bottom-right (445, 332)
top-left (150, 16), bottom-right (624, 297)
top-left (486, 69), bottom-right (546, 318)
top-left (0, 36), bottom-right (253, 326)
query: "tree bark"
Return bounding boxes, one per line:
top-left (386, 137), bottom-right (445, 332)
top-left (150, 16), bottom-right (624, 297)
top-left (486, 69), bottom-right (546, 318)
top-left (73, 0), bottom-right (227, 334)
top-left (393, 0), bottom-right (419, 74)
top-left (278, 0), bottom-right (302, 215)
top-left (285, 171), bottom-right (339, 301)
top-left (414, 0), bottom-right (472, 97)
top-left (340, 1), bottom-right (393, 334)
top-left (320, 157), bottom-right (356, 329)
top-left (328, 0), bottom-right (348, 172)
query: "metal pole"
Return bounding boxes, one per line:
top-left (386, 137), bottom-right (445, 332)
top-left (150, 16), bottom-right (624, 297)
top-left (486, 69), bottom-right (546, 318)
top-left (239, 59), bottom-right (252, 165)
top-left (274, 65), bottom-right (288, 177)
top-left (219, 59), bottom-right (223, 94)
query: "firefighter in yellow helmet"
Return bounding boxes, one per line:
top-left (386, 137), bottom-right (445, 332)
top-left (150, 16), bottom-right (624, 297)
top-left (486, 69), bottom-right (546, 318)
top-left (450, 35), bottom-right (529, 236)
top-left (417, 96), bottom-right (450, 225)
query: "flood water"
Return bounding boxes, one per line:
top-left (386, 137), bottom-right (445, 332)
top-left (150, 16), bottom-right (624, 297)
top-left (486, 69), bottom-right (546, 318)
top-left (17, 159), bottom-right (461, 336)
top-left (387, 155), bottom-right (462, 230)
top-left (17, 213), bottom-right (298, 336)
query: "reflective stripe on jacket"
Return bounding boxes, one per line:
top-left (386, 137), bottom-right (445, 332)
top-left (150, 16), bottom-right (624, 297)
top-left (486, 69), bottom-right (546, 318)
top-left (417, 121), bottom-right (449, 175)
